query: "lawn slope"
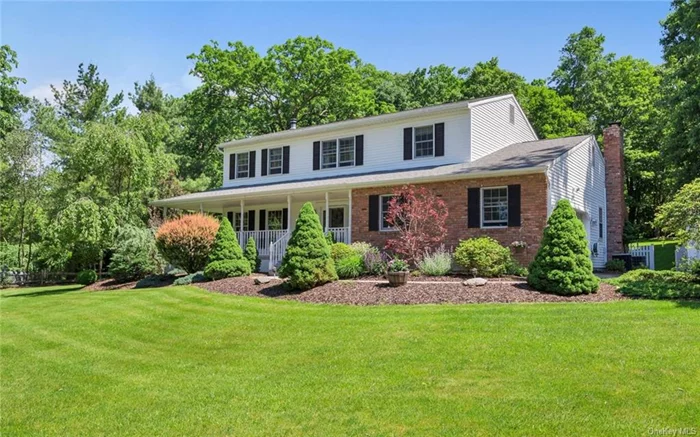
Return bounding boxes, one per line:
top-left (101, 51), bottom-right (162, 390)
top-left (1, 285), bottom-right (698, 436)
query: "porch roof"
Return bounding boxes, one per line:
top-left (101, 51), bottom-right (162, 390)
top-left (152, 135), bottom-right (591, 210)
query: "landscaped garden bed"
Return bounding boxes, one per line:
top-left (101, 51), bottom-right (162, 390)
top-left (197, 275), bottom-right (624, 305)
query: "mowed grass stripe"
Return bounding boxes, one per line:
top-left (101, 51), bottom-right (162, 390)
top-left (1, 285), bottom-right (698, 436)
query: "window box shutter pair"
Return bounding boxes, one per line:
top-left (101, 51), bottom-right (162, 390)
top-left (467, 185), bottom-right (521, 228)
top-left (260, 146), bottom-right (290, 176)
top-left (229, 152), bottom-right (256, 179)
top-left (403, 123), bottom-right (444, 160)
top-left (227, 211), bottom-right (255, 230)
top-left (313, 135), bottom-right (364, 170)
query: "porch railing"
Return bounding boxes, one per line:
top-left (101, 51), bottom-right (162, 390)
top-left (269, 232), bottom-right (291, 273)
top-left (328, 227), bottom-right (351, 244)
top-left (238, 230), bottom-right (287, 257)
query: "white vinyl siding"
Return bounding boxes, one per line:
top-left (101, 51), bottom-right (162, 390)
top-left (547, 136), bottom-right (607, 269)
top-left (470, 97), bottom-right (537, 162)
top-left (221, 109), bottom-right (471, 187)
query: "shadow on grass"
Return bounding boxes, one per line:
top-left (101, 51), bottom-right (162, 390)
top-left (675, 300), bottom-right (700, 310)
top-left (1, 284), bottom-right (83, 299)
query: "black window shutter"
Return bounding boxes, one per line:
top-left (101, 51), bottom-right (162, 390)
top-left (368, 195), bottom-right (380, 231)
top-left (259, 209), bottom-right (266, 231)
top-left (247, 210), bottom-right (255, 231)
top-left (227, 211), bottom-right (234, 226)
top-left (229, 154), bottom-right (236, 180)
top-left (507, 185), bottom-right (521, 227)
top-left (282, 208), bottom-right (289, 230)
top-left (283, 146), bottom-right (290, 174)
top-left (261, 149), bottom-right (268, 176)
top-left (313, 141), bottom-right (320, 170)
top-left (435, 123), bottom-right (445, 157)
top-left (355, 135), bottom-right (364, 166)
top-left (403, 128), bottom-right (413, 160)
top-left (467, 188), bottom-right (481, 228)
top-left (249, 151), bottom-right (256, 178)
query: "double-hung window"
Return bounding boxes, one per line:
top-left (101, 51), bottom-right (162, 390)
top-left (236, 152), bottom-right (250, 178)
top-left (598, 207), bottom-right (604, 240)
top-left (268, 147), bottom-right (283, 175)
top-left (482, 187), bottom-right (508, 227)
top-left (234, 212), bottom-right (249, 232)
top-left (414, 125), bottom-right (434, 158)
top-left (380, 195), bottom-right (394, 231)
top-left (267, 210), bottom-right (283, 231)
top-left (321, 137), bottom-right (355, 169)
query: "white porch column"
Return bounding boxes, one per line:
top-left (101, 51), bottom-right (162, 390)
top-left (348, 189), bottom-right (352, 243)
top-left (239, 198), bottom-right (245, 247)
top-left (287, 195), bottom-right (292, 231)
top-left (325, 192), bottom-right (329, 233)
top-left (240, 198), bottom-right (245, 228)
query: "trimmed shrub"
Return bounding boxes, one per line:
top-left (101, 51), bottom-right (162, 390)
top-left (204, 217), bottom-right (251, 280)
top-left (76, 269), bottom-right (97, 285)
top-left (331, 242), bottom-right (355, 262)
top-left (336, 254), bottom-right (364, 279)
top-left (528, 199), bottom-right (599, 295)
top-left (173, 271), bottom-right (207, 286)
top-left (607, 269), bottom-right (700, 299)
top-left (418, 246), bottom-right (452, 276)
top-left (454, 237), bottom-right (510, 277)
top-left (279, 202), bottom-right (337, 290)
top-left (505, 258), bottom-right (528, 277)
top-left (155, 214), bottom-right (219, 273)
top-left (363, 251), bottom-right (386, 276)
top-left (244, 237), bottom-right (261, 273)
top-left (605, 259), bottom-right (626, 273)
top-left (109, 225), bottom-right (164, 282)
top-left (204, 260), bottom-right (251, 280)
top-left (351, 242), bottom-right (378, 258)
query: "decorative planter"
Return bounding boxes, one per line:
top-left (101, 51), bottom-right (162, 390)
top-left (387, 271), bottom-right (409, 287)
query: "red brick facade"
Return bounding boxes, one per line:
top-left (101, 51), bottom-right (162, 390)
top-left (351, 173), bottom-right (549, 265)
top-left (603, 123), bottom-right (626, 259)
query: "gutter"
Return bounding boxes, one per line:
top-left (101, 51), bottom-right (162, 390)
top-left (150, 165), bottom-right (547, 207)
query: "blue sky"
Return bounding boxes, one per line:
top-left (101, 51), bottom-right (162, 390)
top-left (2, 1), bottom-right (670, 111)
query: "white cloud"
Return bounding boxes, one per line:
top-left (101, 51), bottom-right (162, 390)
top-left (27, 83), bottom-right (57, 103)
top-left (180, 72), bottom-right (201, 93)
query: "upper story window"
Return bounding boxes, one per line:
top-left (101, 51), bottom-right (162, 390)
top-left (322, 137), bottom-right (355, 169)
top-left (598, 207), bottom-right (604, 240)
top-left (414, 125), bottom-right (434, 158)
top-left (268, 147), bottom-right (283, 175)
top-left (236, 152), bottom-right (250, 178)
top-left (482, 187), bottom-right (508, 228)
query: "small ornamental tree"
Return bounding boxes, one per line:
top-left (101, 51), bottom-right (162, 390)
top-left (279, 202), bottom-right (337, 290)
top-left (155, 214), bottom-right (219, 273)
top-left (385, 185), bottom-right (449, 264)
top-left (244, 237), bottom-right (261, 273)
top-left (528, 199), bottom-right (599, 295)
top-left (655, 178), bottom-right (700, 247)
top-left (204, 217), bottom-right (251, 280)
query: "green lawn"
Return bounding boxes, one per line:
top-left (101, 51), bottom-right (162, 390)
top-left (630, 239), bottom-right (679, 270)
top-left (2, 285), bottom-right (699, 436)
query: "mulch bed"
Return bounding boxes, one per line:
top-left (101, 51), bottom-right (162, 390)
top-left (197, 275), bottom-right (625, 306)
top-left (85, 276), bottom-right (176, 291)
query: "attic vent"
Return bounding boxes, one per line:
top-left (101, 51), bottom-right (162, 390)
top-left (509, 104), bottom-right (515, 124)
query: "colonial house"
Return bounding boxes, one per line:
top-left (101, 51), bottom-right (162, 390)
top-left (152, 94), bottom-right (625, 272)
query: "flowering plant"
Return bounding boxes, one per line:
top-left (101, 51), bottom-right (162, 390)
top-left (386, 258), bottom-right (410, 273)
top-left (510, 240), bottom-right (528, 249)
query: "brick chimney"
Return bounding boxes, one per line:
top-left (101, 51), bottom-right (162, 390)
top-left (603, 122), bottom-right (626, 258)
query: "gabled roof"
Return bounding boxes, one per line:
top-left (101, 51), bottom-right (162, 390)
top-left (217, 94), bottom-right (516, 150)
top-left (152, 135), bottom-right (592, 207)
